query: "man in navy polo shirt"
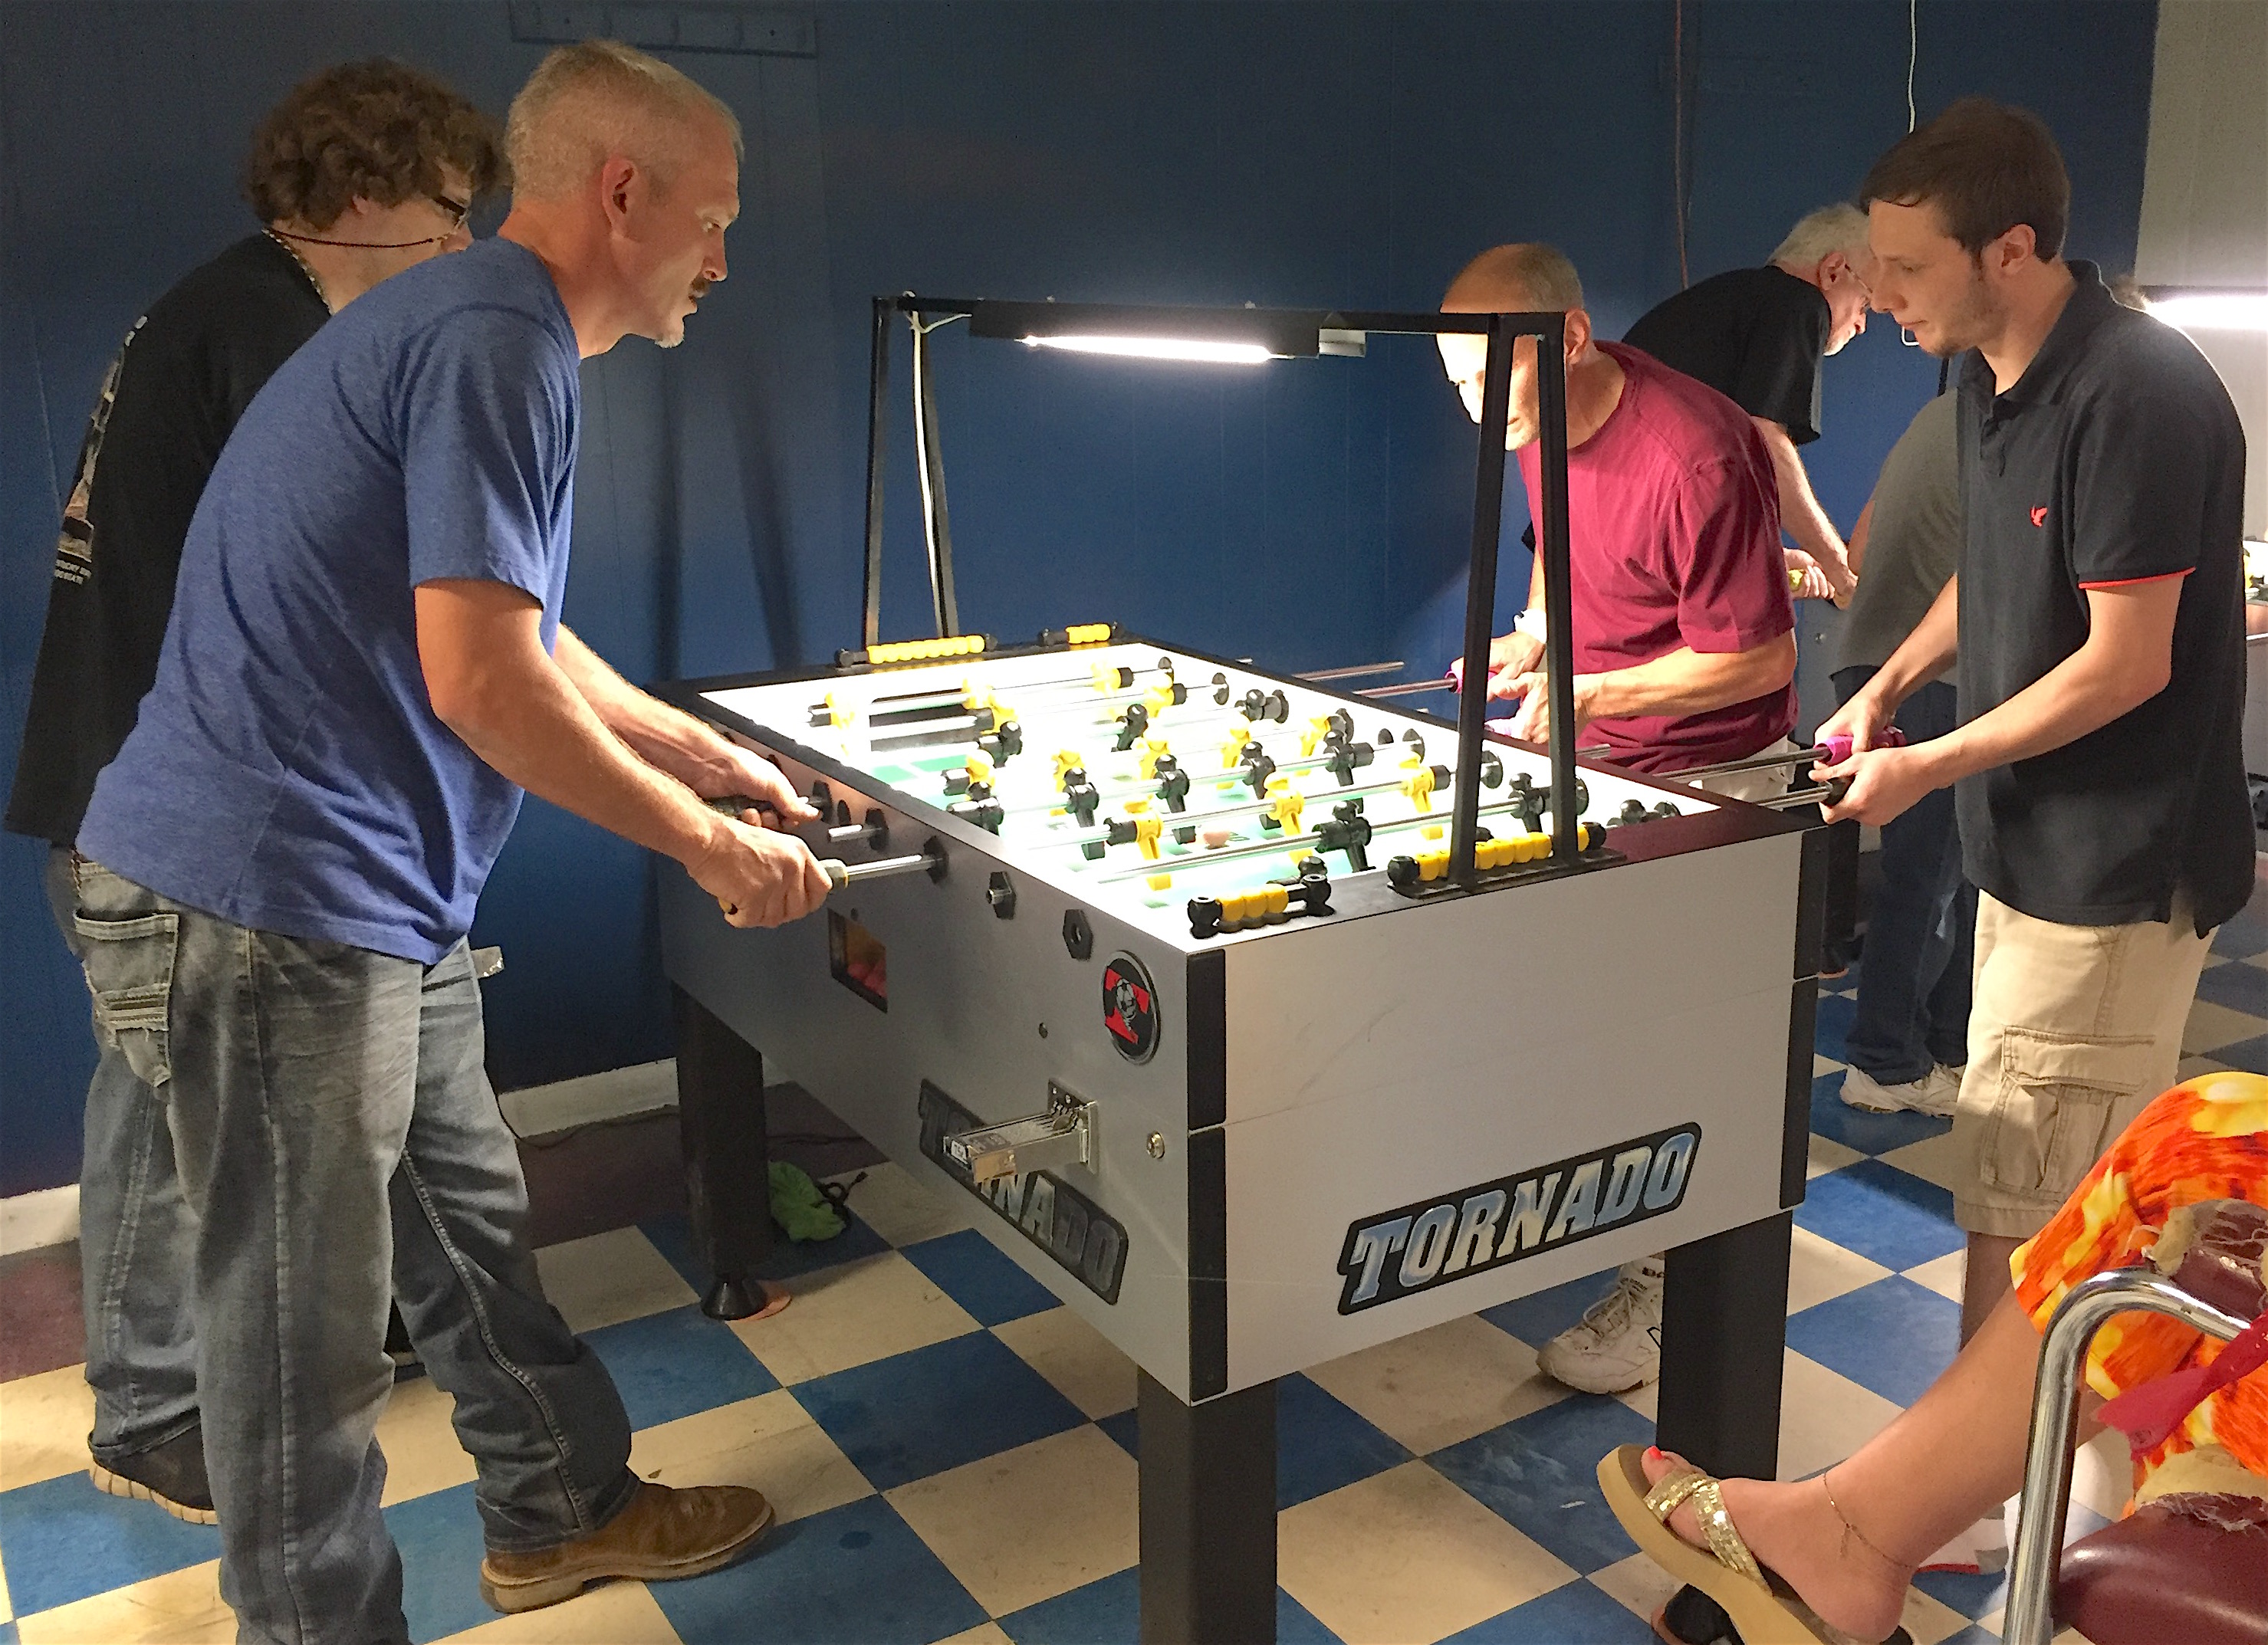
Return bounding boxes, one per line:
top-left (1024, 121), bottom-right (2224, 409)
top-left (1822, 97), bottom-right (2249, 1335)
top-left (72, 41), bottom-right (830, 1643)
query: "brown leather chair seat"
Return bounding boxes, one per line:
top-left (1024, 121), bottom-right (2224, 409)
top-left (2056, 1492), bottom-right (2268, 1645)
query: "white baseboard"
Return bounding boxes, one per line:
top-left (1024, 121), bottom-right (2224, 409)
top-left (0, 1062), bottom-right (681, 1255)
top-left (0, 1184), bottom-right (81, 1256)
top-left (497, 1058), bottom-right (679, 1139)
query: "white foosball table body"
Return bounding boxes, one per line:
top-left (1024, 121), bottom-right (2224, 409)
top-left (658, 638), bottom-right (1824, 1403)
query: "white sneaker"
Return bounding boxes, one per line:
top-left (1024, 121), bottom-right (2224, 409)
top-left (1918, 1512), bottom-right (2007, 1574)
top-left (1536, 1259), bottom-right (1664, 1394)
top-left (1840, 1064), bottom-right (1957, 1118)
top-left (1924, 1063), bottom-right (1967, 1111)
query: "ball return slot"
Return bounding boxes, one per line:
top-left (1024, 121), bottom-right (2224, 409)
top-left (939, 1082), bottom-right (1098, 1186)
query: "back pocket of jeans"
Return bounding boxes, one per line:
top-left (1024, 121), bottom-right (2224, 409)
top-left (1977, 1028), bottom-right (2155, 1197)
top-left (72, 911), bottom-right (179, 1088)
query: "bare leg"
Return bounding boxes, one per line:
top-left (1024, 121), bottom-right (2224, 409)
top-left (1959, 1232), bottom-right (2021, 1345)
top-left (1642, 1293), bottom-right (2058, 1642)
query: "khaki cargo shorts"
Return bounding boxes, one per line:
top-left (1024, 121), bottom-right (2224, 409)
top-left (1951, 891), bottom-right (2214, 1239)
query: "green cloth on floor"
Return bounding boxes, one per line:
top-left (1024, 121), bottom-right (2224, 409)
top-left (770, 1161), bottom-right (846, 1242)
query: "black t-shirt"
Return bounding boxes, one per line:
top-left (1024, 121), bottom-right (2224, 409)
top-left (1623, 266), bottom-right (1830, 444)
top-left (1954, 262), bottom-right (2252, 935)
top-left (5, 235), bottom-right (327, 845)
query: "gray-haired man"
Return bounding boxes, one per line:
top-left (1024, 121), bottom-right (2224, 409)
top-left (1625, 205), bottom-right (1878, 603)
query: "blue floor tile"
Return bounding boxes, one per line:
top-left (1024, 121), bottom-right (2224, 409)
top-left (0, 1471), bottom-right (221, 1614)
top-left (2209, 1031), bottom-right (2268, 1076)
top-left (998, 1568), bottom-right (1338, 1644)
top-left (1786, 1276), bottom-right (1961, 1406)
top-left (1096, 1406), bottom-right (1141, 1459)
top-left (1428, 1397), bottom-right (1653, 1575)
top-left (1813, 992), bottom-right (1858, 1062)
top-left (794, 1332), bottom-right (1087, 1491)
top-left (0, 1618), bottom-right (18, 1645)
top-left (897, 1229), bottom-right (1060, 1327)
top-left (1277, 1374), bottom-right (1411, 1511)
top-left (1793, 1157), bottom-right (1962, 1271)
top-left (2209, 910), bottom-right (2268, 959)
top-left (1439, 1576), bottom-right (1654, 1643)
top-left (650, 1494), bottom-right (987, 1645)
top-left (387, 1482), bottom-right (492, 1644)
top-left (1912, 1565), bottom-right (2007, 1620)
top-left (2193, 957), bottom-right (2268, 1016)
top-left (1806, 1070), bottom-right (1953, 1157)
top-left (641, 1210), bottom-right (892, 1293)
top-left (584, 1304), bottom-right (781, 1431)
top-left (1481, 1267), bottom-right (1619, 1349)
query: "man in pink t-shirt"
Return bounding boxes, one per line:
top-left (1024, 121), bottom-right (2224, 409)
top-left (1440, 243), bottom-right (1798, 1397)
top-left (1441, 244), bottom-right (1797, 780)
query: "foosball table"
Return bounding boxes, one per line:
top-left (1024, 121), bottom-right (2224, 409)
top-left (655, 297), bottom-right (1829, 1643)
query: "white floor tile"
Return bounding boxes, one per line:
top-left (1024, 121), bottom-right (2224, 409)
top-left (1277, 1462), bottom-right (1577, 1645)
top-left (533, 1227), bottom-right (698, 1334)
top-left (1786, 1226), bottom-right (1892, 1315)
top-left (1902, 1249), bottom-right (1967, 1304)
top-left (887, 1425), bottom-right (1137, 1617)
top-left (832, 1160), bottom-right (975, 1249)
top-left (1776, 1351), bottom-right (1902, 1482)
top-left (728, 1251), bottom-right (978, 1384)
top-left (629, 1389), bottom-right (873, 1525)
top-left (1305, 1315), bottom-right (1570, 1456)
top-left (1807, 1134), bottom-right (1866, 1179)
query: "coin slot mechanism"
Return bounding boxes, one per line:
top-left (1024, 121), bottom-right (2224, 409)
top-left (828, 911), bottom-right (888, 1010)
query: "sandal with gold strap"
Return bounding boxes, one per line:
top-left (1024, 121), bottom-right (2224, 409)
top-left (1597, 1445), bottom-right (1879, 1645)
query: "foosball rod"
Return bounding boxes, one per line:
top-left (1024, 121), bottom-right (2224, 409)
top-left (1297, 661), bottom-right (1405, 682)
top-left (1030, 764), bottom-right (1455, 851)
top-left (1090, 791), bottom-right (1561, 885)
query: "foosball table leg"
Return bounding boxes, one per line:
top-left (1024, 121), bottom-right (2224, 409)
top-left (1137, 1370), bottom-right (1278, 1645)
top-left (1656, 1208), bottom-right (1793, 1481)
top-left (672, 985), bottom-right (777, 1319)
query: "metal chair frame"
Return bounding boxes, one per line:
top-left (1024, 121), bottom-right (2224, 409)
top-left (2002, 1266), bottom-right (2253, 1645)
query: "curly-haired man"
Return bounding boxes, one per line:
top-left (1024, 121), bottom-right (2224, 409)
top-left (5, 56), bottom-right (504, 1526)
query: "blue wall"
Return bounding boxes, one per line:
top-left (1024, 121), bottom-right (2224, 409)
top-left (0, 0), bottom-right (2158, 1195)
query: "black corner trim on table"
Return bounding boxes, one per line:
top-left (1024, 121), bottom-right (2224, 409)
top-left (1187, 1126), bottom-right (1228, 1400)
top-left (1791, 822), bottom-right (1829, 982)
top-left (1781, 977), bottom-right (1819, 1210)
top-left (1185, 947), bottom-right (1226, 1132)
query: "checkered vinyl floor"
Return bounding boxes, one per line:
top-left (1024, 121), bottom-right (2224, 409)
top-left (1, 906), bottom-right (2261, 1645)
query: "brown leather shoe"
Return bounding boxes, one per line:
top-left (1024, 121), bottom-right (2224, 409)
top-left (478, 1481), bottom-right (776, 1613)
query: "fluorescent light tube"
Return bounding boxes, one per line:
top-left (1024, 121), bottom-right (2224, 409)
top-left (2145, 291), bottom-right (2268, 332)
top-left (1021, 334), bottom-right (1275, 364)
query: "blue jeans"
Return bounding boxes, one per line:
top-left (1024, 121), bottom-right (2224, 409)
top-left (69, 859), bottom-right (636, 1645)
top-left (1830, 669), bottom-right (1976, 1084)
top-left (43, 846), bottom-right (201, 1464)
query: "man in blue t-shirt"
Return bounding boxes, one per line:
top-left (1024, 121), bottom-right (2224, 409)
top-left (74, 41), bottom-right (826, 1641)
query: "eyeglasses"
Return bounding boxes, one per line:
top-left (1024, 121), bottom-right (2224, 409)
top-left (431, 192), bottom-right (471, 231)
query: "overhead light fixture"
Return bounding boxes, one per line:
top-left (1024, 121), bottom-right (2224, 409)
top-left (1021, 334), bottom-right (1274, 365)
top-left (2141, 287), bottom-right (2268, 332)
top-left (965, 299), bottom-right (1366, 362)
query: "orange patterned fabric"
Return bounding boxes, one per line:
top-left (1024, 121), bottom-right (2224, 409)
top-left (2011, 1072), bottom-right (2268, 1500)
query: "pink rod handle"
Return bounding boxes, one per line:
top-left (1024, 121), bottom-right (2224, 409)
top-left (1816, 728), bottom-right (1907, 763)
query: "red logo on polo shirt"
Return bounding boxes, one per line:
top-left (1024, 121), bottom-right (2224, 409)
top-left (2030, 506), bottom-right (2048, 527)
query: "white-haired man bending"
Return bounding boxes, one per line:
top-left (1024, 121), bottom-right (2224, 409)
top-left (72, 41), bottom-right (822, 1642)
top-left (1625, 204), bottom-right (1877, 603)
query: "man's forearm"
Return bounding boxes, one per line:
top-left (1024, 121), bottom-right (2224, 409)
top-left (1583, 635), bottom-right (1796, 721)
top-left (1754, 419), bottom-right (1850, 582)
top-left (1908, 586), bottom-right (2177, 789)
top-left (443, 644), bottom-right (720, 866)
top-left (554, 626), bottom-right (738, 791)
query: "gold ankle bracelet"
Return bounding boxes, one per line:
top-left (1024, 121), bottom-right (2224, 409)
top-left (1819, 1473), bottom-right (1906, 1571)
